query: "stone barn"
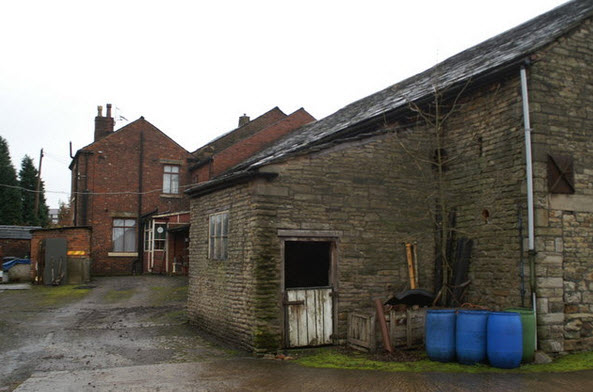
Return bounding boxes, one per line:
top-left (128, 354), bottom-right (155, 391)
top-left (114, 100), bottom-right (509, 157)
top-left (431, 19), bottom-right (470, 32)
top-left (187, 0), bottom-right (593, 354)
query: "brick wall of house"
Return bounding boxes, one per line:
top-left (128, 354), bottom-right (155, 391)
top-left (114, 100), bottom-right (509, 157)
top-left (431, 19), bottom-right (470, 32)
top-left (30, 227), bottom-right (92, 281)
top-left (192, 108), bottom-right (287, 160)
top-left (71, 117), bottom-right (194, 275)
top-left (0, 239), bottom-right (31, 259)
top-left (528, 18), bottom-right (593, 353)
top-left (192, 109), bottom-right (315, 183)
top-left (213, 109), bottom-right (314, 177)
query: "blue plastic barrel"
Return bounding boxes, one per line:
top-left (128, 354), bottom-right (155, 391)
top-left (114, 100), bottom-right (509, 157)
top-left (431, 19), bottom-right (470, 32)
top-left (425, 309), bottom-right (456, 362)
top-left (456, 310), bottom-right (489, 364)
top-left (487, 312), bottom-right (523, 369)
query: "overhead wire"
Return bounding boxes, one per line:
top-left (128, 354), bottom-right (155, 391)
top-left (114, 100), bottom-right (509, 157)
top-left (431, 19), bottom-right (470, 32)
top-left (0, 182), bottom-right (197, 196)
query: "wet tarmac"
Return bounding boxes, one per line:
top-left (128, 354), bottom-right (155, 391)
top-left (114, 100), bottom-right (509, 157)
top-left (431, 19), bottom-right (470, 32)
top-left (3, 276), bottom-right (593, 391)
top-left (14, 359), bottom-right (593, 391)
top-left (0, 275), bottom-right (229, 391)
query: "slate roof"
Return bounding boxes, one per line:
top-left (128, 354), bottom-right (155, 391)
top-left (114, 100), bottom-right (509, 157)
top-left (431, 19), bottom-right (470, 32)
top-left (222, 0), bottom-right (593, 176)
top-left (0, 226), bottom-right (41, 240)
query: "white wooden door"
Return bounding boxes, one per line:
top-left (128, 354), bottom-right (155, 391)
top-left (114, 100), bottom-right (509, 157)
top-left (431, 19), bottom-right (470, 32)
top-left (285, 287), bottom-right (333, 347)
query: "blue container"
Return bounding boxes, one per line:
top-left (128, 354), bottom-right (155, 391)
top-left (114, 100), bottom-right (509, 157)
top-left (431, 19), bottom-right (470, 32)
top-left (456, 310), bottom-right (489, 364)
top-left (425, 309), bottom-right (456, 362)
top-left (487, 312), bottom-right (523, 369)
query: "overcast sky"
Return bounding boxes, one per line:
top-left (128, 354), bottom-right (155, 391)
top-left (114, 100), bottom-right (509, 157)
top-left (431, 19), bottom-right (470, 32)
top-left (0, 0), bottom-right (568, 209)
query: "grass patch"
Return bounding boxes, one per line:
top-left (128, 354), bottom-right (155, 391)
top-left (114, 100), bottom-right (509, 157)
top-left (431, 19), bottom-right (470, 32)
top-left (520, 351), bottom-right (593, 373)
top-left (103, 288), bottom-right (136, 303)
top-left (295, 348), bottom-right (593, 373)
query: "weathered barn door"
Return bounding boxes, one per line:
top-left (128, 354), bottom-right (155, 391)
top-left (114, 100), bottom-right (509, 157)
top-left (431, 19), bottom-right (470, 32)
top-left (283, 240), bottom-right (334, 347)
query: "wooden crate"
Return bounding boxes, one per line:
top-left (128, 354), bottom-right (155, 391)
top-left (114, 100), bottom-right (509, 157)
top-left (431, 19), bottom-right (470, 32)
top-left (389, 308), bottom-right (426, 348)
top-left (347, 312), bottom-right (376, 352)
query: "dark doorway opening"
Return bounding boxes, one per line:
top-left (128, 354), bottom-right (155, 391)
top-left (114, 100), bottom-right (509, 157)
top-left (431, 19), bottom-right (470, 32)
top-left (284, 241), bottom-right (331, 288)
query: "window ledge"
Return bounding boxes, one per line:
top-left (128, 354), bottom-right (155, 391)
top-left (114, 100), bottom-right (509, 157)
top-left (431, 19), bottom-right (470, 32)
top-left (108, 252), bottom-right (138, 257)
top-left (160, 193), bottom-right (183, 199)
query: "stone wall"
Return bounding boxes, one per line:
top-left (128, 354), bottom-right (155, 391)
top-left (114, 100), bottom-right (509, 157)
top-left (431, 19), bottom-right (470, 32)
top-left (188, 16), bottom-right (593, 355)
top-left (188, 182), bottom-right (263, 351)
top-left (188, 131), bottom-right (434, 351)
top-left (529, 18), bottom-right (593, 353)
top-left (431, 72), bottom-right (527, 310)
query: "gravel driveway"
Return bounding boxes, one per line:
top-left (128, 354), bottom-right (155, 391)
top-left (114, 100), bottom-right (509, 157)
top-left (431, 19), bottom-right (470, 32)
top-left (4, 276), bottom-right (593, 392)
top-left (0, 275), bottom-right (233, 391)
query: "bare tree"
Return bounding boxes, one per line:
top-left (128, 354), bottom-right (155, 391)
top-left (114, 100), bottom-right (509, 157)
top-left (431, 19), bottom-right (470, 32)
top-left (387, 77), bottom-right (505, 305)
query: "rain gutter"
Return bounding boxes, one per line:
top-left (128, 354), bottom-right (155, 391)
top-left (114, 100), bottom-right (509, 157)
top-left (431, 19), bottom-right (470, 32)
top-left (520, 63), bottom-right (538, 350)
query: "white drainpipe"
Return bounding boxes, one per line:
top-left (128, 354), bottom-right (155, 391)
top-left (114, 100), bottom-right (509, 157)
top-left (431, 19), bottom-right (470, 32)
top-left (520, 64), bottom-right (538, 350)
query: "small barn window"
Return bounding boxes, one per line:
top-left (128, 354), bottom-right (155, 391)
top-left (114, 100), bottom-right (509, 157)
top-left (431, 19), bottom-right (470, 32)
top-left (209, 212), bottom-right (228, 260)
top-left (548, 154), bottom-right (575, 194)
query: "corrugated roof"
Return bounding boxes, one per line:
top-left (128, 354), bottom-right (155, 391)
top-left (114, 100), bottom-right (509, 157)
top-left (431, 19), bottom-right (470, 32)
top-left (226, 0), bottom-right (593, 174)
top-left (0, 226), bottom-right (41, 240)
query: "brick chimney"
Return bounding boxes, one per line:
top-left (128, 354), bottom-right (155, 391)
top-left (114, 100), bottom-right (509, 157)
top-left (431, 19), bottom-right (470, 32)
top-left (238, 114), bottom-right (250, 127)
top-left (94, 103), bottom-right (115, 141)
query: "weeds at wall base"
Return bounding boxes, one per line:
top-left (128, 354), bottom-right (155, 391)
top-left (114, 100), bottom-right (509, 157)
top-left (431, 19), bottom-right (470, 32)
top-left (294, 347), bottom-right (593, 373)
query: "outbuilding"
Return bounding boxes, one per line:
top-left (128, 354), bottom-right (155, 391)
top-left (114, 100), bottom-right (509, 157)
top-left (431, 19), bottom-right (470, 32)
top-left (187, 0), bottom-right (593, 354)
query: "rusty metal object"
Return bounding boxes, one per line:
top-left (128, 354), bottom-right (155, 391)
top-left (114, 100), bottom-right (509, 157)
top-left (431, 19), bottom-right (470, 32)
top-left (374, 298), bottom-right (392, 353)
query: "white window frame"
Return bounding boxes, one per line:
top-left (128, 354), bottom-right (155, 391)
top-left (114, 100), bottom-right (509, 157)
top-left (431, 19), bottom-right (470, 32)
top-left (112, 218), bottom-right (136, 252)
top-left (153, 223), bottom-right (167, 250)
top-left (144, 223), bottom-right (153, 252)
top-left (163, 165), bottom-right (180, 194)
top-left (209, 211), bottom-right (229, 260)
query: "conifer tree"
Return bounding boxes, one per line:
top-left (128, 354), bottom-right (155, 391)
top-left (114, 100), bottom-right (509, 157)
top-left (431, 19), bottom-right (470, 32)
top-left (19, 155), bottom-right (49, 227)
top-left (0, 136), bottom-right (23, 224)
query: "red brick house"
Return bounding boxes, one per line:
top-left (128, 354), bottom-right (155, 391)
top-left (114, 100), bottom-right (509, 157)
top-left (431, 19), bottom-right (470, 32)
top-left (191, 108), bottom-right (315, 182)
top-left (70, 104), bottom-right (314, 276)
top-left (70, 105), bottom-right (195, 275)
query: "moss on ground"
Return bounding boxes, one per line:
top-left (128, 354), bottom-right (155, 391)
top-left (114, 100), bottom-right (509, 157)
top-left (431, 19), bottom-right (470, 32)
top-left (295, 348), bottom-right (593, 374)
top-left (39, 286), bottom-right (90, 306)
top-left (31, 285), bottom-right (91, 307)
top-left (103, 288), bottom-right (136, 303)
top-left (149, 285), bottom-right (187, 305)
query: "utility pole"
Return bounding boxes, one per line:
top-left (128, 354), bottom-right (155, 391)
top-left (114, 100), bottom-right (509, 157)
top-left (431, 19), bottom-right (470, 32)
top-left (34, 148), bottom-right (44, 217)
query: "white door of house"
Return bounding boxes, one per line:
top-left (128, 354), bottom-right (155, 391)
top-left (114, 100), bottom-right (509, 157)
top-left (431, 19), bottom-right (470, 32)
top-left (285, 287), bottom-right (333, 347)
top-left (283, 240), bottom-right (334, 347)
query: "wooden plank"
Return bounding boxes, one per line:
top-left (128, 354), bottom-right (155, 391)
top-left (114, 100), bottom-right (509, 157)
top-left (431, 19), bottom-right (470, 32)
top-left (306, 290), bottom-right (317, 346)
top-left (287, 290), bottom-right (308, 347)
top-left (296, 290), bottom-right (308, 346)
top-left (287, 288), bottom-right (333, 347)
top-left (286, 290), bottom-right (297, 347)
top-left (406, 309), bottom-right (412, 348)
top-left (322, 289), bottom-right (333, 344)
